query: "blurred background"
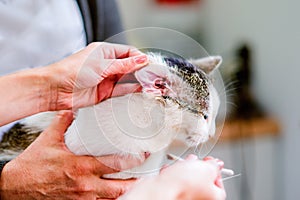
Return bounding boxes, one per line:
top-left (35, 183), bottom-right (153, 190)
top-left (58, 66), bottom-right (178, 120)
top-left (117, 0), bottom-right (300, 199)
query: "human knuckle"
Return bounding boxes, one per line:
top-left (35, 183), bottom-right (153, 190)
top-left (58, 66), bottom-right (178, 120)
top-left (112, 60), bottom-right (126, 72)
top-left (65, 161), bottom-right (89, 178)
top-left (78, 160), bottom-right (96, 173)
top-left (87, 42), bottom-right (103, 49)
top-left (75, 181), bottom-right (95, 193)
top-left (121, 58), bottom-right (135, 73)
top-left (115, 188), bottom-right (127, 198)
top-left (116, 186), bottom-right (127, 197)
top-left (104, 185), bottom-right (127, 198)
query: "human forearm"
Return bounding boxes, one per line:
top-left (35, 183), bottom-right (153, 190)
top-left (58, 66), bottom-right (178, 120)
top-left (0, 43), bottom-right (148, 125)
top-left (0, 67), bottom-right (52, 125)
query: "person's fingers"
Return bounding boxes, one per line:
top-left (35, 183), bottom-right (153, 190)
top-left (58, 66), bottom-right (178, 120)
top-left (96, 77), bottom-right (141, 102)
top-left (99, 42), bottom-right (145, 59)
top-left (203, 156), bottom-right (215, 161)
top-left (96, 76), bottom-right (118, 102)
top-left (87, 42), bottom-right (144, 59)
top-left (101, 55), bottom-right (149, 78)
top-left (214, 174), bottom-right (225, 189)
top-left (43, 111), bottom-right (74, 143)
top-left (203, 161), bottom-right (225, 190)
top-left (95, 178), bottom-right (136, 199)
top-left (115, 46), bottom-right (145, 58)
top-left (111, 83), bottom-right (142, 97)
top-left (204, 156), bottom-right (224, 170)
top-left (212, 184), bottom-right (227, 200)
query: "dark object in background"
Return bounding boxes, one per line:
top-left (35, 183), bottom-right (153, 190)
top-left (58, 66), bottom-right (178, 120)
top-left (231, 44), bottom-right (264, 119)
top-left (76, 0), bottom-right (124, 43)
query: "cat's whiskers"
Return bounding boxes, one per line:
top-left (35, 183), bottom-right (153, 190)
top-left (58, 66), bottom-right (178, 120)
top-left (218, 80), bottom-right (238, 98)
top-left (224, 79), bottom-right (239, 89)
top-left (226, 101), bottom-right (238, 108)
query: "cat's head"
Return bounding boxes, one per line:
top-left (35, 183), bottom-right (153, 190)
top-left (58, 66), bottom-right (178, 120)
top-left (135, 53), bottom-right (221, 147)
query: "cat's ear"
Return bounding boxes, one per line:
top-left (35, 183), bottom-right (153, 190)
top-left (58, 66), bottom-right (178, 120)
top-left (189, 56), bottom-right (222, 74)
top-left (134, 64), bottom-right (169, 96)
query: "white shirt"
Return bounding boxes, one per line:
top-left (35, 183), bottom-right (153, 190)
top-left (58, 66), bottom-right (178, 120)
top-left (0, 0), bottom-right (86, 136)
top-left (0, 0), bottom-right (86, 75)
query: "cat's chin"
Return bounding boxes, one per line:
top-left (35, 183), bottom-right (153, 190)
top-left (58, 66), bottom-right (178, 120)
top-left (184, 136), bottom-right (209, 147)
top-left (101, 151), bottom-right (164, 180)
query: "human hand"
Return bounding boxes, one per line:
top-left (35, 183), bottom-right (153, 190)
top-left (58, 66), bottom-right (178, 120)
top-left (0, 111), bottom-right (146, 200)
top-left (162, 154), bottom-right (226, 200)
top-left (44, 42), bottom-right (149, 111)
top-left (121, 154), bottom-right (226, 200)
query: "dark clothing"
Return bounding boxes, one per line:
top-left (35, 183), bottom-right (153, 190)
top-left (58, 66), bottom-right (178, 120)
top-left (76, 0), bottom-right (124, 44)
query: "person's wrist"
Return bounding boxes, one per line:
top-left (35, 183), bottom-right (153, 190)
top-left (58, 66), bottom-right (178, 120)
top-left (32, 66), bottom-right (56, 112)
top-left (13, 67), bottom-right (54, 114)
top-left (40, 62), bottom-right (68, 111)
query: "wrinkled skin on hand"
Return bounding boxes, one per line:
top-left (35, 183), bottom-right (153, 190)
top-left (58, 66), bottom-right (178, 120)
top-left (0, 111), bottom-right (146, 200)
top-left (47, 42), bottom-right (149, 111)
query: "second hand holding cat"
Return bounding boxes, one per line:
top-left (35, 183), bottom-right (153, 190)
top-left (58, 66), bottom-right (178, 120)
top-left (166, 153), bottom-right (234, 177)
top-left (0, 111), bottom-right (148, 200)
top-left (0, 42), bottom-right (150, 199)
top-left (122, 153), bottom-right (226, 200)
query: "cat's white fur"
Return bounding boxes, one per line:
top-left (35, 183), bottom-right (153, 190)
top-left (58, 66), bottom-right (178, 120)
top-left (21, 54), bottom-right (222, 179)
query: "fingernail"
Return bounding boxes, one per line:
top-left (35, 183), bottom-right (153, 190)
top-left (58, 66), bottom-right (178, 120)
top-left (134, 55), bottom-right (148, 64)
top-left (203, 156), bottom-right (214, 161)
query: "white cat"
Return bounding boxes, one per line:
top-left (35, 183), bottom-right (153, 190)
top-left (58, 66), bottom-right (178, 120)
top-left (65, 53), bottom-right (221, 178)
top-left (2, 53), bottom-right (222, 179)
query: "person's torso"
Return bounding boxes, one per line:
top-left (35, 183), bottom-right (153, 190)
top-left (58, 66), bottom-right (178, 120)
top-left (0, 0), bottom-right (86, 136)
top-left (0, 0), bottom-right (86, 75)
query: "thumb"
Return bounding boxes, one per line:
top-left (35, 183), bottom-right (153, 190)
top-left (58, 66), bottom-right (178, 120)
top-left (102, 54), bottom-right (148, 77)
top-left (44, 110), bottom-right (74, 143)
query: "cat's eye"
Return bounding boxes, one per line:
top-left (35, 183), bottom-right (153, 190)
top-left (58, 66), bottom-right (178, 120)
top-left (203, 115), bottom-right (208, 120)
